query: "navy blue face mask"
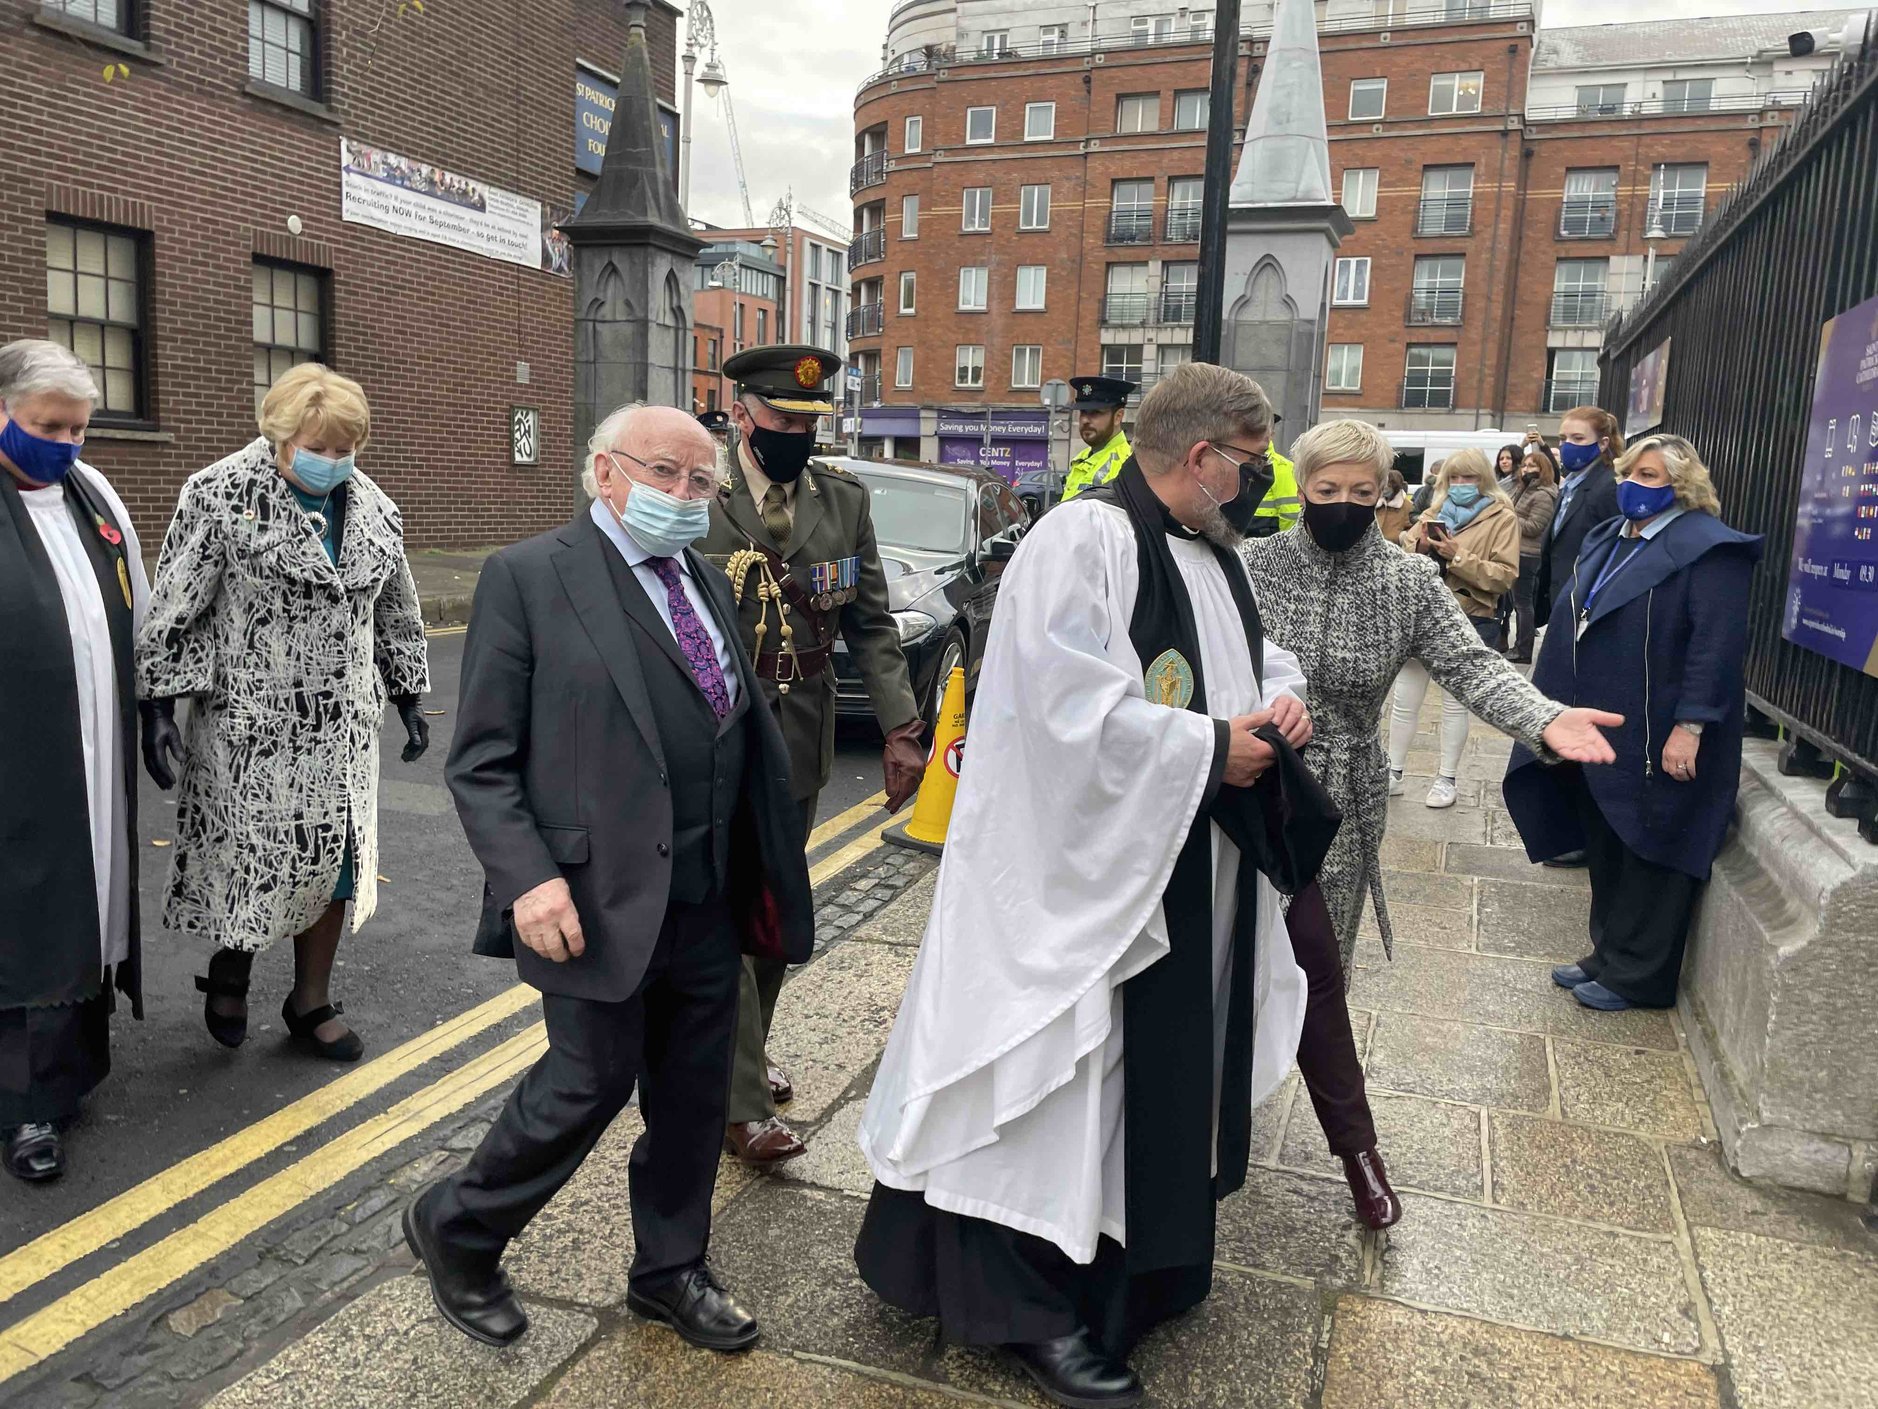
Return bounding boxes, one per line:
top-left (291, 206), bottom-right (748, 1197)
top-left (0, 416), bottom-right (81, 485)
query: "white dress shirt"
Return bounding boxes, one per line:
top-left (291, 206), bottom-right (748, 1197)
top-left (589, 497), bottom-right (741, 709)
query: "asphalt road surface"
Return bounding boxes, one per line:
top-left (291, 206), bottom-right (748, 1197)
top-left (3, 629), bottom-right (889, 1252)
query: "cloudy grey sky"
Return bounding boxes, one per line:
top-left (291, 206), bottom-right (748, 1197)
top-left (678, 0), bottom-right (1844, 232)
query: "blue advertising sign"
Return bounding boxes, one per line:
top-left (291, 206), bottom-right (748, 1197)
top-left (574, 65), bottom-right (679, 190)
top-left (1782, 290), bottom-right (1878, 679)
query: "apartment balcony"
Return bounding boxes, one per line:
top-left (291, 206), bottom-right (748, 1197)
top-left (1525, 89), bottom-right (1813, 123)
top-left (1106, 211), bottom-right (1156, 245)
top-left (1543, 377), bottom-right (1599, 414)
top-left (1548, 291), bottom-right (1610, 327)
top-left (1102, 293), bottom-right (1150, 325)
top-left (1164, 208), bottom-right (1202, 242)
top-left (850, 150), bottom-right (888, 196)
top-left (1400, 379), bottom-right (1457, 410)
top-left (1646, 196), bottom-right (1705, 237)
top-left (1406, 289), bottom-right (1465, 325)
top-left (846, 228), bottom-right (886, 271)
top-left (1159, 290), bottom-right (1197, 324)
top-left (1415, 197), bottom-right (1473, 237)
top-left (1559, 196), bottom-right (1617, 239)
top-left (846, 302), bottom-right (884, 339)
top-left (859, 372), bottom-right (883, 405)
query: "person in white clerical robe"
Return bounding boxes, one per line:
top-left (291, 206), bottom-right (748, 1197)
top-left (0, 340), bottom-right (149, 1185)
top-left (854, 364), bottom-right (1338, 1409)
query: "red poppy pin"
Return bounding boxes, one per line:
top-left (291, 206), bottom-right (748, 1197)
top-left (95, 516), bottom-right (122, 547)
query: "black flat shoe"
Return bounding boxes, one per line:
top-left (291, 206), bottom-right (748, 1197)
top-left (626, 1263), bottom-right (760, 1352)
top-left (4, 1122), bottom-right (65, 1183)
top-left (402, 1191), bottom-right (529, 1346)
top-left (281, 996), bottom-right (364, 1062)
top-left (195, 948), bottom-right (253, 1048)
top-left (1007, 1330), bottom-right (1143, 1409)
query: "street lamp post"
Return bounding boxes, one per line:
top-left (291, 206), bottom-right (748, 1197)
top-left (680, 1), bottom-right (727, 213)
top-left (1191, 0), bottom-right (1242, 364)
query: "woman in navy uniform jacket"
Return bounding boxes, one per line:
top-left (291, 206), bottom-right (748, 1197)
top-left (1504, 434), bottom-right (1763, 1012)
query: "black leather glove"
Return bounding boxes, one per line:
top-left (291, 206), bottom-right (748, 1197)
top-left (392, 694), bottom-right (430, 762)
top-left (139, 698), bottom-right (184, 790)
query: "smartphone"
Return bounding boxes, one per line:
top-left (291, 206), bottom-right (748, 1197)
top-left (1425, 520), bottom-right (1450, 540)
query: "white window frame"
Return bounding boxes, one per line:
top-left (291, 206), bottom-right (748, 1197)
top-left (1428, 71), bottom-right (1483, 116)
top-left (955, 344), bottom-right (985, 389)
top-left (1019, 184), bottom-right (1051, 230)
top-left (961, 187), bottom-right (992, 233)
top-left (980, 29), bottom-right (1009, 56)
top-left (1038, 23), bottom-right (1068, 53)
top-left (1115, 93), bottom-right (1158, 134)
top-left (965, 106), bottom-right (996, 145)
top-left (1333, 256), bottom-right (1370, 306)
top-left (904, 116), bottom-right (923, 153)
top-left (1349, 78), bottom-right (1387, 121)
top-left (1025, 102), bottom-right (1056, 141)
top-left (1575, 83), bottom-right (1625, 116)
top-left (899, 270), bottom-right (917, 314)
top-left (1015, 265), bottom-right (1047, 311)
top-left (901, 194), bottom-right (919, 239)
top-left (958, 265), bottom-right (988, 311)
top-left (1662, 78), bottom-right (1714, 114)
top-left (1173, 89), bottom-right (1209, 131)
top-left (895, 345), bottom-right (914, 388)
top-left (1011, 345), bottom-right (1043, 389)
top-left (1131, 14), bottom-right (1174, 43)
top-left (1326, 344), bottom-right (1363, 393)
top-left (1341, 167), bottom-right (1378, 219)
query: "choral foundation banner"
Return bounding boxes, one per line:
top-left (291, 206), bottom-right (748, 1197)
top-left (340, 139), bottom-right (560, 275)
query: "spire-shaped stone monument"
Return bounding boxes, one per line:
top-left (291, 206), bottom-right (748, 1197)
top-left (1219, 0), bottom-right (1354, 443)
top-left (562, 0), bottom-right (702, 490)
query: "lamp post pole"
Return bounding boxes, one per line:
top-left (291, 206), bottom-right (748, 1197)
top-left (1191, 0), bottom-right (1242, 364)
top-left (680, 41), bottom-right (696, 210)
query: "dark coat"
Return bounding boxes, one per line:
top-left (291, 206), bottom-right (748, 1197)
top-left (1533, 462), bottom-right (1620, 627)
top-left (1504, 511), bottom-right (1764, 879)
top-left (446, 512), bottom-right (815, 1004)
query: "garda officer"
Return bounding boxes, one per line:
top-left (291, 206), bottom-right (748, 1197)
top-left (1061, 375), bottom-right (1135, 502)
top-left (1249, 433), bottom-right (1302, 535)
top-left (701, 345), bottom-right (926, 1166)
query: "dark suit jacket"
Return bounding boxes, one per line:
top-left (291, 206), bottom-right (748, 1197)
top-left (446, 512), bottom-right (815, 1003)
top-left (1533, 463), bottom-right (1619, 627)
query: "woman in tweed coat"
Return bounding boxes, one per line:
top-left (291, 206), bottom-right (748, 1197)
top-left (136, 365), bottom-right (430, 1061)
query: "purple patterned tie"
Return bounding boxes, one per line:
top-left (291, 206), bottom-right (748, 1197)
top-left (648, 557), bottom-right (732, 719)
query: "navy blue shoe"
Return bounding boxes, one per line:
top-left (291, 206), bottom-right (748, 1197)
top-left (1572, 980), bottom-right (1632, 1011)
top-left (1552, 964), bottom-right (1588, 989)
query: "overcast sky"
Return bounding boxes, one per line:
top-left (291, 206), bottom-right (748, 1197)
top-left (678, 0), bottom-right (1843, 233)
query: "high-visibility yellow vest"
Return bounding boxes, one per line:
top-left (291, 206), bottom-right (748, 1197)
top-left (1062, 430), bottom-right (1131, 502)
top-left (1255, 449), bottom-right (1302, 529)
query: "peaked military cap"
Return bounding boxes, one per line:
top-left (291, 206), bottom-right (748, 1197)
top-left (1070, 375), bottom-right (1137, 410)
top-left (696, 409), bottom-right (731, 432)
top-left (723, 344), bottom-right (843, 415)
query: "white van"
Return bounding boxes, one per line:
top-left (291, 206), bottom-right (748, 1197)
top-left (1378, 428), bottom-right (1536, 486)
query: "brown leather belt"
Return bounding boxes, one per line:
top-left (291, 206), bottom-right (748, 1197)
top-left (754, 639), bottom-right (835, 683)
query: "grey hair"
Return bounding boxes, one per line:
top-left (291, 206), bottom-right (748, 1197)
top-left (1131, 362), bottom-right (1272, 470)
top-left (581, 402), bottom-right (644, 499)
top-left (0, 339), bottom-right (99, 407)
top-left (1291, 418), bottom-right (1394, 486)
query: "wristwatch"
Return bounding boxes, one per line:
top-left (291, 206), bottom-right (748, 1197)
top-left (1676, 721), bottom-right (1705, 737)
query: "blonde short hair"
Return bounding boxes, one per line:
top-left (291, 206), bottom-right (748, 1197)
top-left (1292, 418), bottom-right (1394, 486)
top-left (258, 363), bottom-right (371, 450)
top-left (1428, 448), bottom-right (1513, 515)
top-left (1132, 362), bottom-right (1272, 469)
top-left (1617, 434), bottom-right (1722, 514)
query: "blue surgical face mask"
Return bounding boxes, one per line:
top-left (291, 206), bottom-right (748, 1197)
top-left (1616, 479), bottom-right (1678, 520)
top-left (290, 446), bottom-right (356, 494)
top-left (1445, 483), bottom-right (1481, 507)
top-left (0, 416), bottom-right (82, 485)
top-left (1558, 439), bottom-right (1602, 474)
top-left (614, 476), bottom-right (711, 558)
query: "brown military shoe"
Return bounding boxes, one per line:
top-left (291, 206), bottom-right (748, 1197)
top-left (725, 1117), bottom-right (807, 1167)
top-left (767, 1065), bottom-right (794, 1105)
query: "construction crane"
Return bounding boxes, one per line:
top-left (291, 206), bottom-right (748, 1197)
top-left (717, 86), bottom-right (756, 226)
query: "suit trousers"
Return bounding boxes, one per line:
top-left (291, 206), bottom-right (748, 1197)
top-left (1287, 882), bottom-right (1377, 1156)
top-left (726, 797), bottom-right (818, 1124)
top-left (427, 894), bottom-right (741, 1294)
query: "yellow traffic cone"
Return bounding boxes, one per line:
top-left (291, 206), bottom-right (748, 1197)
top-left (885, 666), bottom-right (967, 855)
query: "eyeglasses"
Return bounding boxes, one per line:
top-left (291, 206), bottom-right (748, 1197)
top-left (1209, 443), bottom-right (1272, 472)
top-left (607, 449), bottom-right (720, 499)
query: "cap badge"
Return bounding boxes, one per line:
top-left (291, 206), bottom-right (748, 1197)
top-left (794, 356), bottom-right (823, 389)
top-left (1080, 384), bottom-right (1093, 397)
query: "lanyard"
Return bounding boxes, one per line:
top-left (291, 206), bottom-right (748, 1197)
top-left (1580, 534), bottom-right (1647, 622)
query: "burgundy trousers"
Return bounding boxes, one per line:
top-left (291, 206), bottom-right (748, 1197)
top-left (1285, 882), bottom-right (1377, 1156)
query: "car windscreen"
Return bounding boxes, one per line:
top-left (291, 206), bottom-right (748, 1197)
top-left (853, 472), bottom-right (971, 554)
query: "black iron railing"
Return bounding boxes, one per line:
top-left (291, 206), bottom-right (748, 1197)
top-left (1548, 290), bottom-right (1610, 326)
top-left (1160, 289), bottom-right (1198, 324)
top-left (1102, 293), bottom-right (1150, 325)
top-left (1400, 378), bottom-right (1456, 409)
top-left (1601, 27), bottom-right (1878, 806)
top-left (846, 302), bottom-right (884, 338)
top-left (1415, 196), bottom-right (1473, 236)
top-left (1559, 196), bottom-right (1617, 238)
top-left (1106, 211), bottom-right (1156, 244)
top-left (1407, 289), bottom-right (1464, 324)
top-left (1165, 208), bottom-right (1202, 242)
top-left (846, 228), bottom-right (885, 271)
top-left (849, 151), bottom-right (888, 195)
top-left (1528, 90), bottom-right (1815, 123)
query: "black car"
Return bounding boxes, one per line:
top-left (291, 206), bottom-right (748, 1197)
top-left (825, 456), bottom-right (1028, 727)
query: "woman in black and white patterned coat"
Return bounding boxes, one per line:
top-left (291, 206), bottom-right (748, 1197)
top-left (136, 365), bottom-right (430, 1061)
top-left (1244, 420), bottom-right (1621, 971)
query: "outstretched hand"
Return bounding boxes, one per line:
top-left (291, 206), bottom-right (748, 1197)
top-left (1542, 707), bottom-right (1623, 765)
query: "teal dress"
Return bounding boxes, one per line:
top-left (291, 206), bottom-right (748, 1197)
top-left (288, 484), bottom-right (357, 904)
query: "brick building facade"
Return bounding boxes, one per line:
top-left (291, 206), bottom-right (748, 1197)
top-left (2, 0), bottom-right (679, 548)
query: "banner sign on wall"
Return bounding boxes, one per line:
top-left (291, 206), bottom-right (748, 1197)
top-left (937, 437), bottom-right (1049, 483)
top-left (574, 65), bottom-right (679, 189)
top-left (1782, 292), bottom-right (1878, 679)
top-left (1625, 337), bottom-right (1671, 439)
top-left (340, 139), bottom-right (562, 275)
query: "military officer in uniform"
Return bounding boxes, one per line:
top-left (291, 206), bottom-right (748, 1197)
top-left (1060, 375), bottom-right (1136, 502)
top-left (702, 345), bottom-right (926, 1166)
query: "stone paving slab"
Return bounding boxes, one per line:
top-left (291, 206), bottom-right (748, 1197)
top-left (1475, 877), bottom-right (1589, 962)
top-left (1379, 869), bottom-right (1475, 910)
top-left (765, 943), bottom-right (917, 1126)
top-left (1668, 1143), bottom-right (1878, 1250)
top-left (1445, 841), bottom-right (1590, 887)
top-left (1213, 1167), bottom-right (1368, 1288)
top-left (1488, 1112), bottom-right (1677, 1233)
top-left (1359, 899), bottom-right (1475, 951)
top-left (1280, 1090), bottom-right (1484, 1200)
top-left (1365, 1010), bottom-right (1553, 1112)
top-left (1553, 1040), bottom-right (1705, 1142)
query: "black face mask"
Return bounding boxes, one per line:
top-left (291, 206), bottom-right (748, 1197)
top-left (1301, 498), bottom-right (1375, 554)
top-left (1209, 451), bottom-right (1274, 535)
top-left (749, 425), bottom-right (816, 484)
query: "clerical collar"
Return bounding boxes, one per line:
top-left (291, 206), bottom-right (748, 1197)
top-left (1155, 498), bottom-right (1201, 540)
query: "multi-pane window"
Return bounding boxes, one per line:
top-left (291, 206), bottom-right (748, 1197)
top-left (1019, 184), bottom-right (1051, 230)
top-left (1549, 259), bottom-right (1609, 326)
top-left (1417, 165), bottom-right (1474, 235)
top-left (955, 345), bottom-right (985, 388)
top-left (895, 346), bottom-right (914, 388)
top-left (1429, 71), bottom-right (1483, 115)
top-left (1102, 344), bottom-right (1145, 382)
top-left (1165, 177), bottom-right (1202, 240)
top-left (1403, 346), bottom-right (1457, 409)
top-left (49, 0), bottom-right (130, 32)
top-left (1341, 167), bottom-right (1378, 219)
top-left (1025, 102), bottom-right (1056, 140)
top-left (1326, 344), bottom-right (1363, 393)
top-left (1332, 256), bottom-right (1370, 306)
top-left (1349, 78), bottom-right (1387, 120)
top-left (1644, 252), bottom-right (1678, 294)
top-left (757, 307), bottom-right (768, 342)
top-left (1015, 265), bottom-right (1047, 311)
top-left (1189, 10), bottom-right (1214, 37)
top-left (1662, 78), bottom-right (1714, 113)
top-left (1161, 262), bottom-right (1198, 323)
top-left (1560, 168), bottom-right (1618, 238)
top-left (46, 220), bottom-right (144, 419)
top-left (1131, 13), bottom-right (1174, 43)
top-left (1109, 179), bottom-right (1154, 243)
top-left (734, 302), bottom-right (745, 346)
top-left (1409, 256), bottom-right (1465, 324)
top-left (899, 270), bottom-right (916, 314)
top-left (1650, 163), bottom-right (1707, 235)
top-left (1115, 93), bottom-right (1159, 134)
top-left (962, 187), bottom-right (992, 232)
top-left (249, 0), bottom-right (317, 96)
top-left (1546, 349), bottom-right (1599, 412)
top-left (980, 30), bottom-right (1009, 56)
top-left (254, 262), bottom-right (328, 411)
top-left (1173, 90), bottom-right (1210, 131)
top-left (1011, 345), bottom-right (1043, 389)
top-left (904, 116), bottom-right (923, 152)
top-left (958, 266), bottom-right (988, 311)
top-left (965, 106), bottom-right (996, 144)
top-left (1575, 83), bottom-right (1626, 115)
top-left (1104, 263), bottom-right (1150, 324)
top-left (901, 194), bottom-right (919, 239)
top-left (1038, 23), bottom-right (1068, 53)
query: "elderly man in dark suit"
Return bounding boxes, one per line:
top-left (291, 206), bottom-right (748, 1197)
top-left (405, 404), bottom-right (814, 1352)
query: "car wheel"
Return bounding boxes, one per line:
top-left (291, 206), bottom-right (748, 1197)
top-left (927, 630), bottom-right (967, 728)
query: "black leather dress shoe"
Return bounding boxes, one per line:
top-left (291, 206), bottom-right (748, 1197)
top-left (626, 1263), bottom-right (760, 1352)
top-left (402, 1191), bottom-right (528, 1347)
top-left (1007, 1329), bottom-right (1143, 1409)
top-left (1342, 1148), bottom-right (1402, 1230)
top-left (1543, 849), bottom-right (1588, 869)
top-left (4, 1123), bottom-right (64, 1183)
